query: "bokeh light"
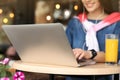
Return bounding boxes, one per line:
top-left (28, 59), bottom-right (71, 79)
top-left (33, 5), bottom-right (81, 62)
top-left (0, 9), bottom-right (3, 14)
top-left (9, 12), bottom-right (14, 18)
top-left (3, 18), bottom-right (8, 24)
top-left (64, 9), bottom-right (71, 19)
top-left (46, 15), bottom-right (51, 21)
top-left (55, 4), bottom-right (60, 9)
top-left (74, 5), bottom-right (78, 11)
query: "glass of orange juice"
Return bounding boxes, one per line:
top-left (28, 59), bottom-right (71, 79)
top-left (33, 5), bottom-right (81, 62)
top-left (105, 34), bottom-right (119, 65)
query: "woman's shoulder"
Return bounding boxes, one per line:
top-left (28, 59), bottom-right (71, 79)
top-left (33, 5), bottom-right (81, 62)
top-left (69, 16), bottom-right (80, 22)
top-left (67, 16), bottom-right (83, 29)
top-left (68, 16), bottom-right (82, 26)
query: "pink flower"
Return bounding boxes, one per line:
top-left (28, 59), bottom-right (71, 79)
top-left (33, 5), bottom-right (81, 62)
top-left (13, 72), bottom-right (25, 80)
top-left (2, 58), bottom-right (10, 65)
top-left (0, 58), bottom-right (10, 65)
top-left (0, 77), bottom-right (10, 80)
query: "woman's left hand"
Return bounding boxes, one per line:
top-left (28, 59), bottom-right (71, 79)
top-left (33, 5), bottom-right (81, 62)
top-left (73, 48), bottom-right (91, 60)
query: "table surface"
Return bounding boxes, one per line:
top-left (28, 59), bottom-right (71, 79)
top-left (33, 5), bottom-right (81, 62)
top-left (12, 61), bottom-right (120, 75)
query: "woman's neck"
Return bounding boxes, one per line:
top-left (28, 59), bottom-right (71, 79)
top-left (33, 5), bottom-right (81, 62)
top-left (87, 10), bottom-right (108, 20)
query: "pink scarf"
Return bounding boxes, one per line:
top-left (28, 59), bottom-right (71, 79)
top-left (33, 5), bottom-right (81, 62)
top-left (77, 12), bottom-right (120, 51)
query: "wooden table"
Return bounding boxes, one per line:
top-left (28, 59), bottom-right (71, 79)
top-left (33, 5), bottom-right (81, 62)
top-left (12, 61), bottom-right (120, 80)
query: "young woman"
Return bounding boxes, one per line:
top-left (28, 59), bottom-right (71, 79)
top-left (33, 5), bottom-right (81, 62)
top-left (66, 0), bottom-right (120, 80)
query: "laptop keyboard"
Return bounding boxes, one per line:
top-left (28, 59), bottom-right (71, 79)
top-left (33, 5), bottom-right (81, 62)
top-left (77, 59), bottom-right (96, 66)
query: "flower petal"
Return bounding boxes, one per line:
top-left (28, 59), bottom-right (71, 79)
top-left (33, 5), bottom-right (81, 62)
top-left (0, 77), bottom-right (10, 80)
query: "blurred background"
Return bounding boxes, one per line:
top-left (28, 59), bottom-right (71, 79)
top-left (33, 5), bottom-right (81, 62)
top-left (0, 0), bottom-right (119, 46)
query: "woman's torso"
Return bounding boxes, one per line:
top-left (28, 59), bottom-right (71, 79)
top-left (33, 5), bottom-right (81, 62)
top-left (66, 17), bottom-right (120, 59)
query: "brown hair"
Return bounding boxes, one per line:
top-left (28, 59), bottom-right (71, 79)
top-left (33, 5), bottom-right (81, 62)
top-left (79, 0), bottom-right (116, 14)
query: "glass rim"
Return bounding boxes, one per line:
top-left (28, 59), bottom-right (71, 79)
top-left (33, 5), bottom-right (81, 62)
top-left (105, 34), bottom-right (119, 39)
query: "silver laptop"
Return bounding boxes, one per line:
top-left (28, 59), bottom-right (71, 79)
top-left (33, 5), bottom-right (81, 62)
top-left (2, 23), bottom-right (95, 67)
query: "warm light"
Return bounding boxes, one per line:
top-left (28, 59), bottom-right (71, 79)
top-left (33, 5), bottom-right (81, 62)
top-left (55, 4), bottom-right (60, 9)
top-left (0, 9), bottom-right (3, 14)
top-left (3, 18), bottom-right (8, 24)
top-left (46, 15), bottom-right (51, 21)
top-left (74, 5), bottom-right (78, 11)
top-left (9, 13), bottom-right (14, 18)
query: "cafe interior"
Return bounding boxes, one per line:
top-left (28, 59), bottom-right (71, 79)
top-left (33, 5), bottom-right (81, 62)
top-left (0, 0), bottom-right (120, 80)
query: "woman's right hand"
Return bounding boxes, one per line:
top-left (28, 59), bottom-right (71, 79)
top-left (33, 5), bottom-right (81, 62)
top-left (73, 48), bottom-right (92, 60)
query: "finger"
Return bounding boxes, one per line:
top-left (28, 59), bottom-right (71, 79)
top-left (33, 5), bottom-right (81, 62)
top-left (75, 53), bottom-right (81, 59)
top-left (78, 52), bottom-right (85, 60)
top-left (73, 49), bottom-right (83, 59)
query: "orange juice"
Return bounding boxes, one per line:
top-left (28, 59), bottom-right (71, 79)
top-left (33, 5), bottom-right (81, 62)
top-left (105, 39), bottom-right (118, 63)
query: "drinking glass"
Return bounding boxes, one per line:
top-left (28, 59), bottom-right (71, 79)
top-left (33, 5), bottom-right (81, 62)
top-left (105, 34), bottom-right (119, 65)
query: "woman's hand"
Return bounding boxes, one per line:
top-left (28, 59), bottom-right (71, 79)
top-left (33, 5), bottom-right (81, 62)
top-left (73, 48), bottom-right (92, 60)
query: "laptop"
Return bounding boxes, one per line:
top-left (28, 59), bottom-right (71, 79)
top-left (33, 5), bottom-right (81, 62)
top-left (2, 23), bottom-right (95, 67)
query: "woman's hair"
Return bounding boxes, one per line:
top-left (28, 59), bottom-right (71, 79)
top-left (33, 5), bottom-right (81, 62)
top-left (79, 0), bottom-right (116, 14)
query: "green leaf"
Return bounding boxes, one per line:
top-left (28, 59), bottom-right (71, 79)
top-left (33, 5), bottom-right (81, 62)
top-left (0, 70), bottom-right (6, 77)
top-left (0, 64), bottom-right (5, 72)
top-left (0, 54), bottom-right (4, 60)
top-left (5, 65), bottom-right (10, 70)
top-left (6, 71), bottom-right (12, 77)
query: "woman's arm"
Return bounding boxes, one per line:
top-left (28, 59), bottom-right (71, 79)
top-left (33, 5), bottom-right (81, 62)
top-left (73, 48), bottom-right (105, 63)
top-left (93, 51), bottom-right (105, 62)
